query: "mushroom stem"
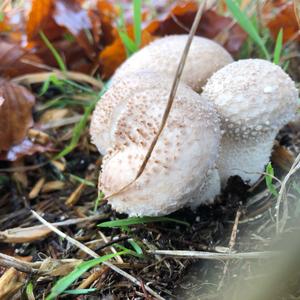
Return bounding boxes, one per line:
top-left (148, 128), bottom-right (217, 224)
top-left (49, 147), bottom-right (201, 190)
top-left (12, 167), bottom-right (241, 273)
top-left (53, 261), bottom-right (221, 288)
top-left (218, 134), bottom-right (276, 186)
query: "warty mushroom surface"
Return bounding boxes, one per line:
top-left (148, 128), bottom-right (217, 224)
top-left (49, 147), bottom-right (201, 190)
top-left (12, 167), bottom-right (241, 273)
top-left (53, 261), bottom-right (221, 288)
top-left (202, 58), bottom-right (299, 186)
top-left (112, 34), bottom-right (233, 93)
top-left (90, 71), bottom-right (221, 216)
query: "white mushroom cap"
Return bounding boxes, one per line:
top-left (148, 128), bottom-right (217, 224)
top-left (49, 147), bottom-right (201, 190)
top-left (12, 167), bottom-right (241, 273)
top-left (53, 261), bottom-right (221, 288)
top-left (202, 59), bottom-right (299, 185)
top-left (112, 35), bottom-right (233, 92)
top-left (91, 72), bottom-right (221, 216)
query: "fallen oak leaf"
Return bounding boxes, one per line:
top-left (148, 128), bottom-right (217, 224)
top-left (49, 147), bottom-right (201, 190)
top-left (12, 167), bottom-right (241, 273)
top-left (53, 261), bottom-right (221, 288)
top-left (26, 0), bottom-right (54, 40)
top-left (0, 40), bottom-right (44, 78)
top-left (99, 27), bottom-right (155, 79)
top-left (146, 2), bottom-right (247, 55)
top-left (263, 0), bottom-right (300, 43)
top-left (0, 79), bottom-right (35, 151)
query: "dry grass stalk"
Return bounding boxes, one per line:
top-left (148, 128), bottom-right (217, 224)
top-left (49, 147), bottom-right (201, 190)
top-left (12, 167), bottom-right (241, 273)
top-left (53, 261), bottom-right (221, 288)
top-left (146, 250), bottom-right (279, 259)
top-left (12, 71), bottom-right (103, 90)
top-left (31, 210), bottom-right (166, 300)
top-left (218, 208), bottom-right (242, 290)
top-left (0, 214), bottom-right (108, 243)
top-left (276, 152), bottom-right (300, 233)
top-left (98, 230), bottom-right (124, 264)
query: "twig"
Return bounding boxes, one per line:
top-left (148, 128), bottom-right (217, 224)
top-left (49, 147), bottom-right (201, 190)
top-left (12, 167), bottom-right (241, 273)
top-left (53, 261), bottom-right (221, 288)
top-left (0, 214), bottom-right (110, 243)
top-left (276, 153), bottom-right (300, 233)
top-left (98, 230), bottom-right (124, 264)
top-left (0, 253), bottom-right (41, 275)
top-left (31, 210), bottom-right (165, 300)
top-left (104, 0), bottom-right (207, 200)
top-left (146, 250), bottom-right (278, 260)
top-left (217, 208), bottom-right (242, 290)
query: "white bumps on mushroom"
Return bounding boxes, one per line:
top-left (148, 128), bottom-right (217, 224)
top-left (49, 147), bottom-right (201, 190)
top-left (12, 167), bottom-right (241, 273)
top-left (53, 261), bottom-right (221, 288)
top-left (202, 59), bottom-right (299, 186)
top-left (112, 35), bottom-right (233, 92)
top-left (90, 72), bottom-right (221, 216)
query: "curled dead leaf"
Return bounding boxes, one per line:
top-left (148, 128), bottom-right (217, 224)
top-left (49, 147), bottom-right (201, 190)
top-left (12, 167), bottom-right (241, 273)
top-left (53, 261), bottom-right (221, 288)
top-left (99, 27), bottom-right (155, 79)
top-left (146, 3), bottom-right (247, 55)
top-left (0, 40), bottom-right (44, 78)
top-left (0, 80), bottom-right (35, 151)
top-left (263, 0), bottom-right (300, 43)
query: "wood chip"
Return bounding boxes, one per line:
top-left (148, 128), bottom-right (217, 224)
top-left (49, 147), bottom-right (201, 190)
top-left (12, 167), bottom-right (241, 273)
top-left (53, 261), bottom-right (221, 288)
top-left (65, 183), bottom-right (85, 206)
top-left (0, 268), bottom-right (26, 300)
top-left (29, 177), bottom-right (45, 199)
top-left (28, 128), bottom-right (50, 145)
top-left (41, 181), bottom-right (65, 193)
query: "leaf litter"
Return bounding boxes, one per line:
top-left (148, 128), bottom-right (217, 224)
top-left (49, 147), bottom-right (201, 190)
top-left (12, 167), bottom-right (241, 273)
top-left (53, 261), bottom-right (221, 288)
top-left (0, 0), bottom-right (300, 299)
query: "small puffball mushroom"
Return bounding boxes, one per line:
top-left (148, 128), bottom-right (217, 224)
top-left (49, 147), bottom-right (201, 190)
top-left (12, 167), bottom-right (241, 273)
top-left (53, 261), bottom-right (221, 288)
top-left (112, 35), bottom-right (233, 92)
top-left (90, 72), bottom-right (221, 216)
top-left (202, 59), bottom-right (299, 186)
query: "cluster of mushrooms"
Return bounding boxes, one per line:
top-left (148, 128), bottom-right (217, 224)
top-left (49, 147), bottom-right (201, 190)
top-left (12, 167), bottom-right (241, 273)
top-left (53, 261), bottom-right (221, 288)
top-left (90, 35), bottom-right (298, 217)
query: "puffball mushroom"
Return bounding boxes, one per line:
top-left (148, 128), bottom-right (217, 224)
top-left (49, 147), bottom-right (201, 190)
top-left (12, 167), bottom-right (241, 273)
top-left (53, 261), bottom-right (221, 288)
top-left (202, 59), bottom-right (299, 186)
top-left (90, 72), bottom-right (221, 216)
top-left (112, 35), bottom-right (233, 92)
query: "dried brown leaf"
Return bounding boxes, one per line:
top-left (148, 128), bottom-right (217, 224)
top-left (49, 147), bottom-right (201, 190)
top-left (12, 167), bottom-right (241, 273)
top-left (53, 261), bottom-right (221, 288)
top-left (263, 0), bottom-right (300, 43)
top-left (0, 268), bottom-right (26, 300)
top-left (99, 27), bottom-right (155, 79)
top-left (0, 40), bottom-right (44, 78)
top-left (26, 0), bottom-right (54, 40)
top-left (0, 80), bottom-right (35, 151)
top-left (146, 2), bottom-right (247, 55)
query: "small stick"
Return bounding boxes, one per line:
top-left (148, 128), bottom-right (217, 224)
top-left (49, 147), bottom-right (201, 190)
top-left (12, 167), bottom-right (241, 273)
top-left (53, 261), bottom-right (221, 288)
top-left (217, 208), bottom-right (242, 290)
top-left (98, 230), bottom-right (124, 264)
top-left (146, 250), bottom-right (278, 260)
top-left (0, 214), bottom-right (110, 243)
top-left (77, 266), bottom-right (110, 289)
top-left (0, 253), bottom-right (41, 275)
top-left (276, 152), bottom-right (300, 233)
top-left (31, 210), bottom-right (165, 300)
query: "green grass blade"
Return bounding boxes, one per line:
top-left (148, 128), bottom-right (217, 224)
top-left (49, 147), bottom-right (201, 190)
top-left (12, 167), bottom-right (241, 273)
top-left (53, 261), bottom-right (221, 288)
top-left (98, 216), bottom-right (190, 228)
top-left (63, 288), bottom-right (97, 295)
top-left (94, 191), bottom-right (104, 212)
top-left (69, 174), bottom-right (95, 187)
top-left (133, 0), bottom-right (142, 48)
top-left (54, 102), bottom-right (95, 159)
top-left (39, 31), bottom-right (67, 72)
top-left (265, 162), bottom-right (278, 197)
top-left (128, 238), bottom-right (143, 255)
top-left (26, 282), bottom-right (34, 299)
top-left (46, 251), bottom-right (128, 300)
top-left (54, 84), bottom-right (107, 159)
top-left (273, 28), bottom-right (283, 65)
top-left (118, 30), bottom-right (138, 54)
top-left (225, 0), bottom-right (270, 60)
